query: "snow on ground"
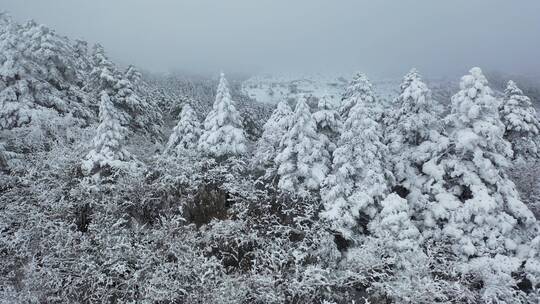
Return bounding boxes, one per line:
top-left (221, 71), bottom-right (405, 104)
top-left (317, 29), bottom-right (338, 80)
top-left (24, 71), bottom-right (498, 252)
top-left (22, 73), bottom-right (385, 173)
top-left (242, 73), bottom-right (402, 105)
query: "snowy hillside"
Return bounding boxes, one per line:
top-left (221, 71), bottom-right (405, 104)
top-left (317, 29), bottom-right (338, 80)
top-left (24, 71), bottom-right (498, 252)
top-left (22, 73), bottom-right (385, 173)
top-left (242, 74), bottom-right (407, 105)
top-left (2, 10), bottom-right (540, 304)
top-left (242, 74), bottom-right (348, 104)
top-left (242, 74), bottom-right (459, 108)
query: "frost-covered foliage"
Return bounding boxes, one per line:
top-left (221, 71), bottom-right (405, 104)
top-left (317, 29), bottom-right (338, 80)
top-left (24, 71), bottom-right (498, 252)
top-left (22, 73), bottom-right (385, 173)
top-left (0, 14), bottom-right (92, 130)
top-left (253, 100), bottom-right (292, 170)
top-left (164, 104), bottom-right (201, 155)
top-left (0, 14), bottom-right (162, 138)
top-left (0, 134), bottom-right (352, 303)
top-left (460, 255), bottom-right (533, 303)
top-left (81, 91), bottom-right (130, 175)
top-left (321, 91), bottom-right (391, 238)
top-left (421, 68), bottom-right (537, 257)
top-left (275, 97), bottom-right (330, 196)
top-left (198, 73), bottom-right (247, 157)
top-left (500, 80), bottom-right (540, 160)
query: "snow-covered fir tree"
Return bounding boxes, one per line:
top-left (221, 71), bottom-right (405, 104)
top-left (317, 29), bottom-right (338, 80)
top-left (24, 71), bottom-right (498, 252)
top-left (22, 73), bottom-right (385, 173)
top-left (385, 69), bottom-right (443, 152)
top-left (339, 73), bottom-right (380, 122)
top-left (500, 80), bottom-right (540, 161)
top-left (320, 96), bottom-right (391, 238)
top-left (198, 72), bottom-right (246, 157)
top-left (421, 67), bottom-right (536, 257)
top-left (88, 44), bottom-right (161, 134)
top-left (312, 95), bottom-right (341, 155)
top-left (81, 91), bottom-right (130, 175)
top-left (87, 43), bottom-right (130, 122)
top-left (253, 100), bottom-right (292, 169)
top-left (275, 96), bottom-right (330, 196)
top-left (342, 72), bottom-right (370, 101)
top-left (73, 39), bottom-right (90, 73)
top-left (384, 69), bottom-right (443, 211)
top-left (399, 68), bottom-right (420, 92)
top-left (164, 104), bottom-right (201, 155)
top-left (125, 65), bottom-right (142, 85)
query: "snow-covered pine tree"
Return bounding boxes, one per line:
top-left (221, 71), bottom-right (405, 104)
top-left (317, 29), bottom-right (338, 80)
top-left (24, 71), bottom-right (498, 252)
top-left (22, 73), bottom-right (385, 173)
top-left (88, 44), bottom-right (132, 125)
top-left (164, 104), bottom-right (201, 155)
top-left (253, 101), bottom-right (292, 169)
top-left (342, 72), bottom-right (370, 101)
top-left (115, 77), bottom-right (162, 135)
top-left (89, 43), bottom-right (115, 80)
top-left (384, 69), bottom-right (443, 210)
top-left (399, 68), bottom-right (420, 92)
top-left (81, 91), bottom-right (130, 175)
top-left (73, 39), bottom-right (90, 73)
top-left (385, 69), bottom-right (442, 148)
top-left (125, 65), bottom-right (142, 85)
top-left (24, 22), bottom-right (80, 85)
top-left (500, 80), bottom-right (540, 161)
top-left (320, 96), bottom-right (391, 238)
top-left (312, 95), bottom-right (341, 155)
top-left (339, 73), bottom-right (380, 122)
top-left (421, 67), bottom-right (536, 257)
top-left (198, 72), bottom-right (246, 157)
top-left (88, 45), bottom-right (162, 135)
top-left (275, 96), bottom-right (330, 196)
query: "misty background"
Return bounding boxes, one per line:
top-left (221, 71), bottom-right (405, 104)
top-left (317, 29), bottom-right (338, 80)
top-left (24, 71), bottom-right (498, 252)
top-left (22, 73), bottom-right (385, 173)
top-left (1, 0), bottom-right (539, 78)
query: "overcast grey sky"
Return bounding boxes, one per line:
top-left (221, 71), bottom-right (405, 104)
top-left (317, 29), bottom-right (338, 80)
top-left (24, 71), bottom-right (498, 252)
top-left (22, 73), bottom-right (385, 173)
top-left (1, 0), bottom-right (539, 78)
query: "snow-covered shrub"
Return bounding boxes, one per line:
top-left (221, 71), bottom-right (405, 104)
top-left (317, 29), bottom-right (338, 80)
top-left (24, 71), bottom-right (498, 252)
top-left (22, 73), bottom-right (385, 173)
top-left (368, 194), bottom-right (420, 251)
top-left (341, 236), bottom-right (481, 303)
top-left (459, 255), bottom-right (532, 303)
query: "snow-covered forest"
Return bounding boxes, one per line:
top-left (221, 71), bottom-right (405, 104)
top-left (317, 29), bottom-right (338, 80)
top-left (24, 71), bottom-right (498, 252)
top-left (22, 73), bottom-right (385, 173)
top-left (1, 8), bottom-right (540, 304)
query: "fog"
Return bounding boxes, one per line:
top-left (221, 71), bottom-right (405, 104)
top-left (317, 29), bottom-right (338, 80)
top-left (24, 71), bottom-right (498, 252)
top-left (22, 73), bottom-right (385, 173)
top-left (2, 0), bottom-right (539, 78)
